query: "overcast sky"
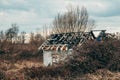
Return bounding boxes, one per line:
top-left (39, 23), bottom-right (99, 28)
top-left (0, 0), bottom-right (120, 33)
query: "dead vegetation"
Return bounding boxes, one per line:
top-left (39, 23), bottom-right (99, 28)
top-left (0, 40), bottom-right (44, 80)
top-left (0, 36), bottom-right (120, 80)
top-left (18, 39), bottom-right (120, 80)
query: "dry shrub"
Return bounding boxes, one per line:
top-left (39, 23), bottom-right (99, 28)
top-left (0, 70), bottom-right (6, 80)
top-left (23, 66), bottom-right (67, 79)
top-left (69, 39), bottom-right (120, 74)
top-left (1, 37), bottom-right (119, 79)
top-left (0, 42), bottom-right (43, 62)
top-left (22, 39), bottom-right (120, 79)
top-left (81, 69), bottom-right (120, 80)
top-left (0, 50), bottom-right (5, 55)
top-left (17, 50), bottom-right (33, 59)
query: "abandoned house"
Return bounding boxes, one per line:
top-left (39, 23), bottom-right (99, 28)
top-left (38, 30), bottom-right (107, 66)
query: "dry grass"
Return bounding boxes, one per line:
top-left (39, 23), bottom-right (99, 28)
top-left (0, 39), bottom-right (120, 80)
top-left (79, 69), bottom-right (120, 80)
top-left (21, 39), bottom-right (120, 80)
top-left (0, 40), bottom-right (44, 80)
top-left (0, 60), bottom-right (43, 80)
top-left (0, 61), bottom-right (42, 80)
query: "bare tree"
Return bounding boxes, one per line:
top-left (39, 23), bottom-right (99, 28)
top-left (29, 32), bottom-right (34, 44)
top-left (5, 24), bottom-right (19, 42)
top-left (21, 31), bottom-right (26, 44)
top-left (34, 33), bottom-right (43, 41)
top-left (86, 19), bottom-right (95, 32)
top-left (0, 31), bottom-right (5, 42)
top-left (29, 32), bottom-right (44, 46)
top-left (52, 6), bottom-right (95, 34)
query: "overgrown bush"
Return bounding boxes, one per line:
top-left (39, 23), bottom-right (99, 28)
top-left (17, 50), bottom-right (33, 59)
top-left (72, 39), bottom-right (119, 71)
top-left (69, 39), bottom-right (120, 74)
top-left (22, 39), bottom-right (120, 79)
top-left (0, 50), bottom-right (5, 55)
top-left (0, 70), bottom-right (6, 80)
top-left (0, 42), bottom-right (43, 61)
top-left (23, 66), bottom-right (67, 79)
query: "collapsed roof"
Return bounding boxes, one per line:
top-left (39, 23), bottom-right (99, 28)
top-left (38, 30), bottom-right (107, 51)
top-left (39, 32), bottom-right (91, 51)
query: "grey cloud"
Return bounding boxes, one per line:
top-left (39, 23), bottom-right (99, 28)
top-left (0, 0), bottom-right (120, 33)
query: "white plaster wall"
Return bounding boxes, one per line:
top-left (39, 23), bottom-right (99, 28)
top-left (43, 49), bottom-right (73, 66)
top-left (43, 51), bottom-right (52, 66)
top-left (68, 49), bottom-right (73, 55)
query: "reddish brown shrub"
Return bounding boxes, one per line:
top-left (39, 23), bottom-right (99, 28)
top-left (0, 70), bottom-right (6, 80)
top-left (22, 39), bottom-right (120, 79)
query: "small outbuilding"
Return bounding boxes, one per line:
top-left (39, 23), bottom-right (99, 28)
top-left (38, 30), bottom-right (107, 66)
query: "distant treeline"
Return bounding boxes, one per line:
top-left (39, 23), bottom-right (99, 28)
top-left (0, 24), bottom-right (46, 44)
